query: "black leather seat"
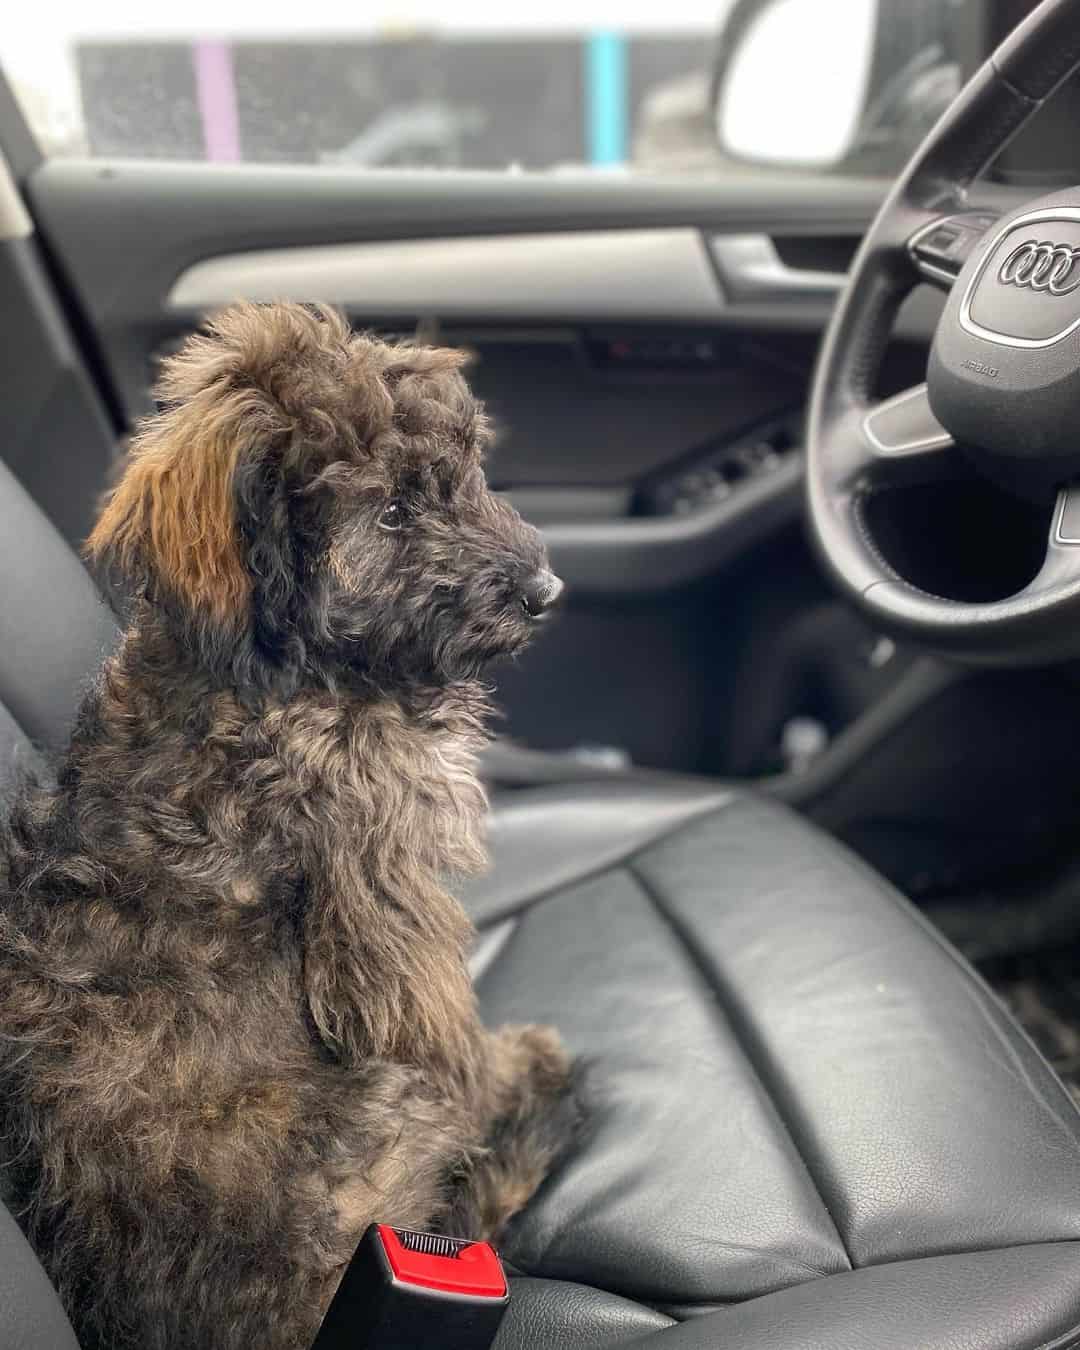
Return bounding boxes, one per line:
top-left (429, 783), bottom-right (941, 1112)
top-left (468, 783), bottom-right (1080, 1347)
top-left (3, 455), bottom-right (1080, 1350)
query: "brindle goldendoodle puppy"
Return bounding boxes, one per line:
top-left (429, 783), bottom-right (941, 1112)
top-left (0, 303), bottom-right (580, 1350)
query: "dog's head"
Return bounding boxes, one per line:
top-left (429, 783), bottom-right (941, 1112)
top-left (87, 303), bottom-right (560, 691)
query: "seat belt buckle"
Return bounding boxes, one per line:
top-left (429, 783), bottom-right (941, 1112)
top-left (311, 1224), bottom-right (509, 1350)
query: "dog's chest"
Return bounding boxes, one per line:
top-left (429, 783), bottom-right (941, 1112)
top-left (269, 695), bottom-right (489, 878)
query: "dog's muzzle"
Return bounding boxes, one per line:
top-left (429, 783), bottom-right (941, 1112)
top-left (520, 570), bottom-right (564, 619)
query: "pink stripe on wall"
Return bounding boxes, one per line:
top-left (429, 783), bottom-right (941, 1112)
top-left (192, 40), bottom-right (241, 163)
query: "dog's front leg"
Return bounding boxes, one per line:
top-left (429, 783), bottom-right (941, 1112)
top-left (300, 851), bottom-right (480, 1071)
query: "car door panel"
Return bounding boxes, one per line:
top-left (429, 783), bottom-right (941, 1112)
top-left (19, 157), bottom-right (957, 771)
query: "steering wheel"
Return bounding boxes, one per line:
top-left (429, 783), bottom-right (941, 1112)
top-left (807, 0), bottom-right (1080, 663)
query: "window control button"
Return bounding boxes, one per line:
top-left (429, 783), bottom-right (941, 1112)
top-left (911, 212), bottom-right (999, 280)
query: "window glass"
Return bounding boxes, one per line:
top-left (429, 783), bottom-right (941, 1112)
top-left (1, 1), bottom-right (993, 178)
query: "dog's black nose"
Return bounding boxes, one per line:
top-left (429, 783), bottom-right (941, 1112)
top-left (521, 571), bottom-right (564, 618)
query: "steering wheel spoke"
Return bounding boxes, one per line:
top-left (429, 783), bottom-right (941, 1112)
top-left (846, 384), bottom-right (960, 491)
top-left (1028, 484), bottom-right (1080, 594)
top-left (862, 384), bottom-right (953, 460)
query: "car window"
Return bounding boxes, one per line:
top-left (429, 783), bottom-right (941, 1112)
top-left (0, 1), bottom-right (1024, 179)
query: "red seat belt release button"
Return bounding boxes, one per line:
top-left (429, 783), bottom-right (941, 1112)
top-left (310, 1224), bottom-right (510, 1350)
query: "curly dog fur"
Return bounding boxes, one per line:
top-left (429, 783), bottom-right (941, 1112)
top-left (0, 303), bottom-right (579, 1350)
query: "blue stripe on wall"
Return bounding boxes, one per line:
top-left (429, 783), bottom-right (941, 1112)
top-left (586, 30), bottom-right (628, 166)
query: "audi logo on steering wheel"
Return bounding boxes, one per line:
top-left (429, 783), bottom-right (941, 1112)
top-left (998, 239), bottom-right (1080, 295)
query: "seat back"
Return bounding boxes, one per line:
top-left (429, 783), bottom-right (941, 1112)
top-left (0, 455), bottom-right (116, 792)
top-left (0, 453), bottom-right (116, 1349)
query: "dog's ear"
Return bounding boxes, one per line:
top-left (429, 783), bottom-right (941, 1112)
top-left (85, 302), bottom-right (349, 624)
top-left (231, 447), bottom-right (306, 679)
top-left (87, 386), bottom-right (271, 621)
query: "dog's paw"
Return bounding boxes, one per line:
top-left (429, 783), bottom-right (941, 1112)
top-left (496, 1023), bottom-right (573, 1099)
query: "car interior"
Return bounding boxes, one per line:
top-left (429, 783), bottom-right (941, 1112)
top-left (7, 0), bottom-right (1080, 1346)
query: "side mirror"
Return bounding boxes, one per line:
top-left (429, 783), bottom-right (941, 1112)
top-left (712, 0), bottom-right (961, 174)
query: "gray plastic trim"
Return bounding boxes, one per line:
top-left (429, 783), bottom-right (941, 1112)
top-left (862, 383), bottom-right (955, 456)
top-left (1054, 488), bottom-right (1080, 545)
top-left (708, 233), bottom-right (846, 302)
top-left (533, 451), bottom-right (803, 595)
top-left (169, 229), bottom-right (725, 319)
top-left (764, 657), bottom-right (963, 809)
top-left (0, 147), bottom-right (31, 241)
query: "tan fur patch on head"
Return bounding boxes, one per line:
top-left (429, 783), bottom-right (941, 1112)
top-left (87, 391), bottom-right (266, 619)
top-left (85, 304), bottom-right (347, 618)
top-left (85, 301), bottom-right (489, 619)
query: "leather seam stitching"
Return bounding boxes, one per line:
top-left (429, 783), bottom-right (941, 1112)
top-left (627, 859), bottom-right (855, 1277)
top-left (649, 1236), bottom-right (1080, 1306)
top-left (473, 793), bottom-right (738, 930)
top-left (507, 1274), bottom-right (679, 1330)
top-left (764, 802), bottom-right (1080, 1141)
top-left (637, 794), bottom-right (1080, 1145)
top-left (650, 1239), bottom-right (1080, 1309)
top-left (1034, 1321), bottom-right (1080, 1350)
top-left (645, 1251), bottom-right (1080, 1349)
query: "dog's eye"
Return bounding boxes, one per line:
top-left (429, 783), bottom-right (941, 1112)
top-left (378, 500), bottom-right (405, 532)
